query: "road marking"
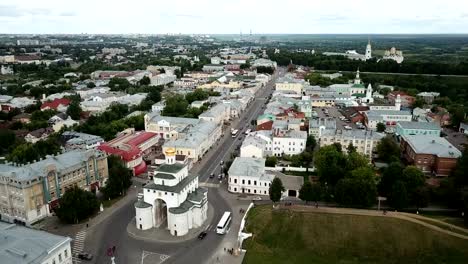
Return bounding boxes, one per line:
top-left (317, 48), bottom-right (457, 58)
top-left (141, 250), bottom-right (170, 264)
top-left (73, 230), bottom-right (86, 254)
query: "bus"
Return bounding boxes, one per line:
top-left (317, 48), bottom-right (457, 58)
top-left (216, 211), bottom-right (232, 234)
top-left (231, 129), bottom-right (239, 138)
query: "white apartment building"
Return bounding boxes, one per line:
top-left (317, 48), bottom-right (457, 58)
top-left (0, 222), bottom-right (72, 264)
top-left (150, 73), bottom-right (176, 86)
top-left (309, 117), bottom-right (337, 139)
top-left (272, 130), bottom-right (307, 156)
top-left (275, 76), bottom-right (305, 95)
top-left (227, 157), bottom-right (273, 195)
top-left (320, 129), bottom-right (384, 158)
top-left (240, 136), bottom-right (267, 158)
top-left (365, 110), bottom-right (412, 130)
top-left (198, 103), bottom-right (230, 125)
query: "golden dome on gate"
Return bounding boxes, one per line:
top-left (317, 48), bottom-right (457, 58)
top-left (165, 148), bottom-right (176, 156)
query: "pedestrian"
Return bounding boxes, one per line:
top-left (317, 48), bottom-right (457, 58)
top-left (86, 223), bottom-right (89, 228)
top-left (224, 248), bottom-right (226, 251)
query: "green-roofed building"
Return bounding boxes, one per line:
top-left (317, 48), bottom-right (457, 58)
top-left (134, 149), bottom-right (207, 237)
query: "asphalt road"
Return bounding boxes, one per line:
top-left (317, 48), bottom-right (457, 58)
top-left (84, 68), bottom-right (283, 264)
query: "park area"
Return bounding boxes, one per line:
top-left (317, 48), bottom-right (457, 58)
top-left (242, 205), bottom-right (468, 264)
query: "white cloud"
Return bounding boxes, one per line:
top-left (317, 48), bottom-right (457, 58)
top-left (0, 0), bottom-right (467, 34)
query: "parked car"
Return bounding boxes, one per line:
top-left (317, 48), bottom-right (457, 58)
top-left (209, 173), bottom-right (214, 179)
top-left (344, 125), bottom-right (352, 130)
top-left (198, 231), bottom-right (207, 240)
top-left (77, 252), bottom-right (93, 261)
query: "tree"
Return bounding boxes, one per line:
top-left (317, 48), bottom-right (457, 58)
top-left (0, 129), bottom-right (16, 152)
top-left (299, 181), bottom-right (314, 204)
top-left (413, 97), bottom-right (425, 108)
top-left (300, 151), bottom-right (313, 171)
top-left (346, 143), bottom-right (357, 154)
top-left (265, 156), bottom-right (277, 167)
top-left (56, 186), bottom-right (99, 224)
top-left (402, 166), bottom-right (426, 201)
top-left (185, 89), bottom-right (209, 104)
top-left (453, 148), bottom-right (468, 187)
top-left (87, 82), bottom-right (96, 88)
top-left (389, 181), bottom-right (409, 210)
top-left (376, 122), bottom-right (386, 132)
top-left (376, 136), bottom-right (400, 162)
top-left (414, 186), bottom-right (429, 210)
top-left (162, 94), bottom-right (189, 117)
top-left (66, 101), bottom-right (82, 120)
top-left (306, 135), bottom-right (316, 152)
top-left (315, 145), bottom-right (347, 186)
top-left (101, 155), bottom-right (133, 199)
top-left (378, 162), bottom-right (404, 196)
top-left (346, 152), bottom-right (369, 171)
top-left (108, 77), bottom-right (131, 91)
top-left (139, 76), bottom-right (151, 86)
top-left (269, 177), bottom-right (285, 204)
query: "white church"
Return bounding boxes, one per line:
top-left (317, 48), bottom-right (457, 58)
top-left (134, 148), bottom-right (208, 236)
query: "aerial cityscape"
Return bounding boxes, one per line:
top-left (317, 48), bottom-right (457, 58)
top-left (1, 1), bottom-right (468, 264)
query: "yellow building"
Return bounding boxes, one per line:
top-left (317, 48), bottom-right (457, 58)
top-left (0, 149), bottom-right (108, 225)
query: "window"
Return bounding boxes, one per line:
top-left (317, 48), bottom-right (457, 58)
top-left (234, 179), bottom-right (237, 184)
top-left (254, 189), bottom-right (257, 194)
top-left (59, 253), bottom-right (62, 262)
top-left (64, 249), bottom-right (68, 258)
top-left (254, 181), bottom-right (257, 186)
top-left (242, 179), bottom-right (245, 184)
top-left (248, 180), bottom-right (251, 185)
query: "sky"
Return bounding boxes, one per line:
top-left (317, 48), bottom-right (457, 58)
top-left (1, 0), bottom-right (468, 34)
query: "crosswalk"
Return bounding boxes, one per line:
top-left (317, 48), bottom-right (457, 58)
top-left (72, 230), bottom-right (86, 264)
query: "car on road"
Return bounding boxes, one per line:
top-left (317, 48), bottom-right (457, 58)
top-left (77, 252), bottom-right (93, 261)
top-left (218, 174), bottom-right (224, 180)
top-left (198, 231), bottom-right (207, 240)
top-left (210, 173), bottom-right (214, 179)
top-left (252, 196), bottom-right (262, 201)
top-left (344, 125), bottom-right (352, 130)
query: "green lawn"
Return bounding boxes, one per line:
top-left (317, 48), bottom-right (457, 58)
top-left (243, 206), bottom-right (468, 264)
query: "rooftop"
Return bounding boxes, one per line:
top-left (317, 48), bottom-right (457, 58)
top-left (144, 173), bottom-right (197, 193)
top-left (402, 135), bottom-right (461, 158)
top-left (0, 222), bottom-right (71, 264)
top-left (157, 163), bottom-right (185, 174)
top-left (228, 157), bottom-right (266, 178)
top-left (397, 121), bottom-right (441, 131)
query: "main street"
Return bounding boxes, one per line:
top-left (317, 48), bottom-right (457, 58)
top-left (82, 68), bottom-right (284, 264)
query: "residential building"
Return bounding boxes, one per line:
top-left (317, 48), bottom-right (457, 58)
top-left (152, 101), bottom-right (166, 114)
top-left (227, 157), bottom-right (273, 195)
top-left (275, 75), bottom-right (305, 95)
top-left (272, 130), bottom-right (307, 156)
top-left (364, 110), bottom-right (412, 130)
top-left (62, 131), bottom-right (104, 150)
top-left (25, 128), bottom-right (54, 143)
top-left (40, 98), bottom-right (71, 112)
top-left (0, 222), bottom-right (72, 264)
top-left (460, 122), bottom-right (468, 135)
top-left (202, 64), bottom-right (225, 72)
top-left (98, 129), bottom-right (160, 176)
top-left (0, 150), bottom-right (108, 224)
top-left (395, 121), bottom-right (441, 137)
top-left (417, 92), bottom-right (440, 104)
top-left (145, 114), bottom-right (200, 140)
top-left (52, 117), bottom-right (79, 132)
top-left (252, 58), bottom-right (277, 68)
top-left (382, 47), bottom-right (404, 63)
top-left (388, 91), bottom-right (415, 107)
top-left (135, 148), bottom-right (207, 236)
top-left (12, 113), bottom-right (31, 124)
top-left (400, 135), bottom-right (461, 176)
top-left (150, 73), bottom-right (176, 86)
top-left (198, 104), bottom-right (230, 125)
top-left (240, 136), bottom-right (267, 158)
top-left (309, 117), bottom-right (337, 139)
top-left (320, 129), bottom-right (384, 158)
top-left (162, 121), bottom-right (222, 161)
top-left (227, 157), bottom-right (303, 197)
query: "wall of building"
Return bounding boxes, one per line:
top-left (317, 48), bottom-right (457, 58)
top-left (228, 176), bottom-right (271, 195)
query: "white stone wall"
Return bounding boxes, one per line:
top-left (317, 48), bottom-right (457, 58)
top-left (272, 137), bottom-right (306, 156)
top-left (168, 211), bottom-right (190, 236)
top-left (135, 206), bottom-right (153, 230)
top-left (240, 144), bottom-right (264, 158)
top-left (228, 176), bottom-right (271, 195)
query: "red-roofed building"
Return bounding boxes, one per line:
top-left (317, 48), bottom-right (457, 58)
top-left (40, 98), bottom-right (71, 112)
top-left (388, 91), bottom-right (415, 107)
top-left (98, 128), bottom-right (162, 176)
top-left (257, 120), bottom-right (273, 131)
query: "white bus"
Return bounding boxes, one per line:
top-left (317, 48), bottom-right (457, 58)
top-left (216, 211), bottom-right (232, 234)
top-left (231, 129), bottom-right (239, 138)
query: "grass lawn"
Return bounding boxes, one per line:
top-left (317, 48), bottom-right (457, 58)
top-left (243, 206), bottom-right (468, 264)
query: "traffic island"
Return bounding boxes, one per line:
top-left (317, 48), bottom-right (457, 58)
top-left (126, 202), bottom-right (214, 243)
